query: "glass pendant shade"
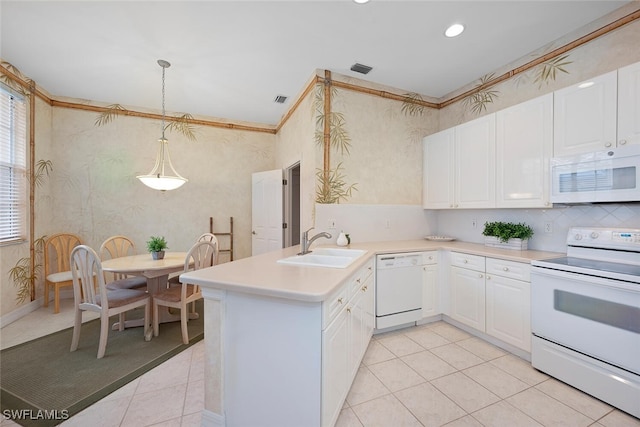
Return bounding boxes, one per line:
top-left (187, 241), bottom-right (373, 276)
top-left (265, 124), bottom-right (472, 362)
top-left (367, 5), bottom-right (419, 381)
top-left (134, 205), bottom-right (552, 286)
top-left (136, 137), bottom-right (187, 191)
top-left (137, 59), bottom-right (187, 191)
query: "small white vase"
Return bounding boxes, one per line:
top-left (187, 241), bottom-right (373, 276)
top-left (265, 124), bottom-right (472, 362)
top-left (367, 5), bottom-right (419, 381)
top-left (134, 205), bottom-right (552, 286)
top-left (336, 232), bottom-right (348, 247)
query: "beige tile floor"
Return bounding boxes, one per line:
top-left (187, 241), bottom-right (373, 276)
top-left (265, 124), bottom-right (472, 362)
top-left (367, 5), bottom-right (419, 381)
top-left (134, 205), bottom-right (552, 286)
top-left (2, 299), bottom-right (640, 427)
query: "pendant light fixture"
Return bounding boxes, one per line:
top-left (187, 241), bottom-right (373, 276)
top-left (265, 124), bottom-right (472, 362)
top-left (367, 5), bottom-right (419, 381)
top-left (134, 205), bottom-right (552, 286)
top-left (137, 59), bottom-right (188, 191)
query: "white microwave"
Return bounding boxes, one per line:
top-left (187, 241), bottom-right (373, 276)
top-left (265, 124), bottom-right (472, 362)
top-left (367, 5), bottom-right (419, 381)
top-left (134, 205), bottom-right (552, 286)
top-left (550, 145), bottom-right (640, 203)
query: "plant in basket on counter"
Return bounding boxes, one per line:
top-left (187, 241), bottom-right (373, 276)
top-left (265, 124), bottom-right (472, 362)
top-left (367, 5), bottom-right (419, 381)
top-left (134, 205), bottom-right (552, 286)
top-left (482, 221), bottom-right (534, 250)
top-left (146, 236), bottom-right (168, 259)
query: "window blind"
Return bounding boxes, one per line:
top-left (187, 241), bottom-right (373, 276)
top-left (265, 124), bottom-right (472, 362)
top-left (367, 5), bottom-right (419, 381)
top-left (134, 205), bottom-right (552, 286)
top-left (0, 84), bottom-right (27, 243)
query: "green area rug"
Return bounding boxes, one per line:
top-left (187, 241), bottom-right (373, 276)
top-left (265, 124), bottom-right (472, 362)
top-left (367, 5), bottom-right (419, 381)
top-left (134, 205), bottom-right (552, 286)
top-left (0, 301), bottom-right (204, 427)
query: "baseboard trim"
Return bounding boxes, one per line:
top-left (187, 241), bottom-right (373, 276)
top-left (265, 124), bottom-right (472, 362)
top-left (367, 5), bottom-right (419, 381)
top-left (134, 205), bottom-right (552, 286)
top-left (201, 410), bottom-right (224, 427)
top-left (0, 298), bottom-right (42, 328)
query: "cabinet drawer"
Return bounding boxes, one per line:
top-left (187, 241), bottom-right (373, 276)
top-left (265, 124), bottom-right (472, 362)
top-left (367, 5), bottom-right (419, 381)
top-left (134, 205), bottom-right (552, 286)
top-left (422, 251), bottom-right (438, 265)
top-left (486, 258), bottom-right (530, 282)
top-left (323, 284), bottom-right (349, 329)
top-left (362, 258), bottom-right (374, 280)
top-left (450, 252), bottom-right (485, 272)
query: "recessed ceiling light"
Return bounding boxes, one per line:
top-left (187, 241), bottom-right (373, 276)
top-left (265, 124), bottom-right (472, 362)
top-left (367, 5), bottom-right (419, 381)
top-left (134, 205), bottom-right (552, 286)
top-left (445, 23), bottom-right (465, 38)
top-left (353, 0), bottom-right (370, 3)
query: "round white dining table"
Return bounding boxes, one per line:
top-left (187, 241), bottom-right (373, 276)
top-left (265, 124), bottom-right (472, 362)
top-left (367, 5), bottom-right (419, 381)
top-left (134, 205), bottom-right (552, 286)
top-left (101, 252), bottom-right (191, 335)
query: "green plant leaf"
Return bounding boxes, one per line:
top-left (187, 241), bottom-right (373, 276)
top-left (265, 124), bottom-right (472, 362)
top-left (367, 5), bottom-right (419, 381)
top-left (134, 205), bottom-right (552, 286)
top-left (146, 236), bottom-right (168, 252)
top-left (482, 221), bottom-right (534, 242)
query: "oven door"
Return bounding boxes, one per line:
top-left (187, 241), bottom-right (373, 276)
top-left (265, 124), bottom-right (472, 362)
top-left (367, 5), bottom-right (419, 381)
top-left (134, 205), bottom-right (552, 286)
top-left (531, 267), bottom-right (640, 374)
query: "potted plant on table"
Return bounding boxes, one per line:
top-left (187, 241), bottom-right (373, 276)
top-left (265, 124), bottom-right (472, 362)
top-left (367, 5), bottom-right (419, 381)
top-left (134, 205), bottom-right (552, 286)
top-left (482, 221), bottom-right (534, 250)
top-left (146, 236), bottom-right (168, 260)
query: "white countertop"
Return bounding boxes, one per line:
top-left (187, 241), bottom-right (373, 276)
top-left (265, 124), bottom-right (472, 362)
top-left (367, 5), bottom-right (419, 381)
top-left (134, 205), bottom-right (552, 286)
top-left (180, 239), bottom-right (563, 303)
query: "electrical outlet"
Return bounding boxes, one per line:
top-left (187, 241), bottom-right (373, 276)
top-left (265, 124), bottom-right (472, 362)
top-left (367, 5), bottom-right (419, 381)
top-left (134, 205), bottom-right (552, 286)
top-left (544, 222), bottom-right (553, 234)
top-left (327, 219), bottom-right (336, 229)
top-left (472, 218), bottom-right (477, 229)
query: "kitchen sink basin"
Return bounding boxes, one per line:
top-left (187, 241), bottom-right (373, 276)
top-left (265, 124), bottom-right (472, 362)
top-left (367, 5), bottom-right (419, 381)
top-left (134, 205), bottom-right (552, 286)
top-left (277, 248), bottom-right (367, 268)
top-left (310, 248), bottom-right (367, 258)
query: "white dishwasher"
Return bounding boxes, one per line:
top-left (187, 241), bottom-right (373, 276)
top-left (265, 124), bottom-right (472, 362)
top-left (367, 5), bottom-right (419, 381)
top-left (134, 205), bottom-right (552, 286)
top-left (376, 252), bottom-right (424, 329)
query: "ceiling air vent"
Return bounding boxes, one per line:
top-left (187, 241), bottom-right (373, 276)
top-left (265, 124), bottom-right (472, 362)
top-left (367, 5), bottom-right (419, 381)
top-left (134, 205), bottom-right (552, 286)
top-left (274, 95), bottom-right (288, 104)
top-left (350, 63), bottom-right (373, 75)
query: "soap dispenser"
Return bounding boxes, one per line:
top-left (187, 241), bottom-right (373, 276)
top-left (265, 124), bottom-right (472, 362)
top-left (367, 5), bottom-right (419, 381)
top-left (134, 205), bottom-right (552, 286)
top-left (336, 231), bottom-right (348, 247)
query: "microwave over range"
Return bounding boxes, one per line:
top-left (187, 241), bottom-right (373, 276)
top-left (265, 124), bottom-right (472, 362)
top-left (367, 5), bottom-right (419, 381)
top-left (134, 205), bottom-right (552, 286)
top-left (550, 145), bottom-right (640, 204)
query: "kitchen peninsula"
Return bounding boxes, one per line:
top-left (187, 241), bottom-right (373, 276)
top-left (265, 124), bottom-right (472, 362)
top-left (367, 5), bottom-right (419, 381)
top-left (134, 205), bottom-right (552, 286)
top-left (180, 240), bottom-right (561, 427)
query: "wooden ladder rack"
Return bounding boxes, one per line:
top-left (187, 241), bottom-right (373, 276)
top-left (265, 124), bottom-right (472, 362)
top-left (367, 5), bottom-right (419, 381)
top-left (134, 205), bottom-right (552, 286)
top-left (210, 217), bottom-right (234, 262)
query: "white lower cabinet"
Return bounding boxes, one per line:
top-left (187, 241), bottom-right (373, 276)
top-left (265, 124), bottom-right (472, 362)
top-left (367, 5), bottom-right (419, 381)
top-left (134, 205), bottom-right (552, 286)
top-left (485, 258), bottom-right (531, 352)
top-left (449, 253), bottom-right (486, 331)
top-left (448, 252), bottom-right (531, 352)
top-left (421, 251), bottom-right (439, 318)
top-left (322, 260), bottom-right (374, 427)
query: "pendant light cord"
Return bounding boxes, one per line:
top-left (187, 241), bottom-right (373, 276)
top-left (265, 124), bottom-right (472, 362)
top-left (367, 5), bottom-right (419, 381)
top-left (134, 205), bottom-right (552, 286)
top-left (161, 65), bottom-right (166, 139)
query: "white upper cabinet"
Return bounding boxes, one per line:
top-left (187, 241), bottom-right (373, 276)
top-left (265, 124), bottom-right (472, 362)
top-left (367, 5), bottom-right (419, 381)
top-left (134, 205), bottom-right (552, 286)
top-left (423, 128), bottom-right (455, 209)
top-left (455, 114), bottom-right (496, 208)
top-left (618, 61), bottom-right (640, 147)
top-left (553, 70), bottom-right (618, 156)
top-left (423, 115), bottom-right (495, 209)
top-left (496, 93), bottom-right (553, 208)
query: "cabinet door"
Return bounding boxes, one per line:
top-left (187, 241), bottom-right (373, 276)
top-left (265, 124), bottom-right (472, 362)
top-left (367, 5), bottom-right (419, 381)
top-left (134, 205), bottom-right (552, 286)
top-left (486, 275), bottom-right (531, 352)
top-left (348, 290), bottom-right (364, 380)
top-left (361, 274), bottom-right (375, 343)
top-left (496, 94), bottom-right (553, 208)
top-left (422, 263), bottom-right (439, 318)
top-left (423, 129), bottom-right (455, 209)
top-left (449, 266), bottom-right (485, 331)
top-left (618, 61), bottom-right (640, 147)
top-left (455, 114), bottom-right (496, 208)
top-left (553, 70), bottom-right (617, 156)
top-left (322, 309), bottom-right (349, 427)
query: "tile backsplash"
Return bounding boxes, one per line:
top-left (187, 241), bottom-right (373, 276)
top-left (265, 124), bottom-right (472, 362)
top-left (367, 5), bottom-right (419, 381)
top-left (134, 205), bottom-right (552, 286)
top-left (316, 203), bottom-right (640, 253)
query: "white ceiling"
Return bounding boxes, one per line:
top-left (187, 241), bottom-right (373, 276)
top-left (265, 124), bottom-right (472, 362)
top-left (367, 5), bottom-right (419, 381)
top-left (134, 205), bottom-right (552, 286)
top-left (0, 1), bottom-right (632, 126)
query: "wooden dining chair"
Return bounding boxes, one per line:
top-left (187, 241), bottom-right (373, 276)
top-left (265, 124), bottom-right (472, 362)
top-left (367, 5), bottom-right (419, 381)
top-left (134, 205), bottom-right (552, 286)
top-left (196, 233), bottom-right (220, 265)
top-left (70, 245), bottom-right (151, 359)
top-left (153, 240), bottom-right (217, 344)
top-left (99, 235), bottom-right (147, 290)
top-left (44, 233), bottom-right (83, 313)
top-left (168, 232), bottom-right (219, 287)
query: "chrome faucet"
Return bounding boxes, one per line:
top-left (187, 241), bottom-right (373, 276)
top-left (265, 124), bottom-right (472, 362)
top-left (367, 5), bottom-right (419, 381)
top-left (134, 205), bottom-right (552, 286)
top-left (299, 227), bottom-right (332, 255)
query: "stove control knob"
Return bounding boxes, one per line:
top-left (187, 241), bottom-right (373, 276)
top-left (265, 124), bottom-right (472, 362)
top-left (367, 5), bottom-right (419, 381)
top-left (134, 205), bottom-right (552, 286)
top-left (574, 234), bottom-right (582, 240)
top-left (591, 232), bottom-right (599, 239)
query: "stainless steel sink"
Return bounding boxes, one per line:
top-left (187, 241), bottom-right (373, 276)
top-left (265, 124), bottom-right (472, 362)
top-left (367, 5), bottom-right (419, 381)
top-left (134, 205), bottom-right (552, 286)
top-left (277, 248), bottom-right (367, 268)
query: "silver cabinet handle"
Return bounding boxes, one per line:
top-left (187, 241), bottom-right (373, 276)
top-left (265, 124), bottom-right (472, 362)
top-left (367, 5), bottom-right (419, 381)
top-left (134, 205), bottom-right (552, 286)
top-left (338, 297), bottom-right (343, 304)
top-left (605, 142), bottom-right (612, 148)
top-left (503, 267), bottom-right (509, 271)
top-left (479, 274), bottom-right (483, 278)
top-left (619, 139), bottom-right (627, 145)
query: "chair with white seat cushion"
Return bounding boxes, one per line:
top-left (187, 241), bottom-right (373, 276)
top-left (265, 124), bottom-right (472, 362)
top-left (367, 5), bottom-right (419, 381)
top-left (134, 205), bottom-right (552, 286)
top-left (70, 245), bottom-right (151, 359)
top-left (153, 240), bottom-right (216, 344)
top-left (99, 235), bottom-right (147, 291)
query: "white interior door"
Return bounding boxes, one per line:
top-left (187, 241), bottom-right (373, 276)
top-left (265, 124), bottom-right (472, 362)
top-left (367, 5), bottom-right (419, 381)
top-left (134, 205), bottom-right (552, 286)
top-left (252, 169), bottom-right (283, 256)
